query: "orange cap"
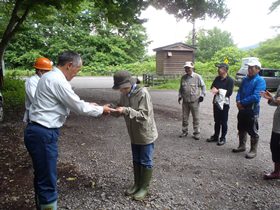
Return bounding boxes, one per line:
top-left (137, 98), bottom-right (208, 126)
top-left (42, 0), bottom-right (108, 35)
top-left (34, 57), bottom-right (53, 71)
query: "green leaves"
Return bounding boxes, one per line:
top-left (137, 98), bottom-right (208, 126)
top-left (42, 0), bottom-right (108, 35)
top-left (151, 0), bottom-right (229, 22)
top-left (187, 27), bottom-right (235, 62)
top-left (255, 35), bottom-right (280, 68)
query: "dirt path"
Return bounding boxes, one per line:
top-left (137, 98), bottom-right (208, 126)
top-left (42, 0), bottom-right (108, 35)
top-left (0, 88), bottom-right (279, 210)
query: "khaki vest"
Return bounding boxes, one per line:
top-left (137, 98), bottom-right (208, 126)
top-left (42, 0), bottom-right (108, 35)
top-left (180, 73), bottom-right (202, 102)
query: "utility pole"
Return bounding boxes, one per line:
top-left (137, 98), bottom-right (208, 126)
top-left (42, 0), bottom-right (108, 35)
top-left (191, 18), bottom-right (197, 63)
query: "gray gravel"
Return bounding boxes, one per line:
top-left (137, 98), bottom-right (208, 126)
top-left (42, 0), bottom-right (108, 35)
top-left (55, 88), bottom-right (280, 210)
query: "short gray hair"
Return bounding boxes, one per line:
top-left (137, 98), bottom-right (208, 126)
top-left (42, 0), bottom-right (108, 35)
top-left (57, 51), bottom-right (82, 67)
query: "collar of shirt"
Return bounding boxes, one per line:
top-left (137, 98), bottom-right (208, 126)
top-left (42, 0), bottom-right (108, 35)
top-left (219, 75), bottom-right (228, 81)
top-left (53, 66), bottom-right (66, 78)
top-left (128, 84), bottom-right (137, 97)
top-left (186, 72), bottom-right (194, 78)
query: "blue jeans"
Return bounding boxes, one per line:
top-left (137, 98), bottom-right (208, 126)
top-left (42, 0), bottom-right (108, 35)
top-left (131, 143), bottom-right (154, 168)
top-left (24, 123), bottom-right (59, 205)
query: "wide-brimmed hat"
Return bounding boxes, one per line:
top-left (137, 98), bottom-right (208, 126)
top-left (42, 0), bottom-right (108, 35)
top-left (112, 70), bottom-right (136, 89)
top-left (184, 61), bottom-right (194, 68)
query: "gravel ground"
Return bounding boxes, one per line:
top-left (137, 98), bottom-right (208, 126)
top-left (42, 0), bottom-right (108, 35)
top-left (0, 88), bottom-right (279, 210)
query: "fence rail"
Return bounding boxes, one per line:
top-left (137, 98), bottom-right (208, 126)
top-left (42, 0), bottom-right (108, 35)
top-left (143, 73), bottom-right (216, 87)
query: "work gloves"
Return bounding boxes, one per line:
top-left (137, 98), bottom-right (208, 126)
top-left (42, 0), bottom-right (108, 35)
top-left (178, 97), bottom-right (182, 104)
top-left (178, 96), bottom-right (204, 104)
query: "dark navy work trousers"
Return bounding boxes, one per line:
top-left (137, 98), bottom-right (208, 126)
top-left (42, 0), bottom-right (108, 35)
top-left (213, 104), bottom-right (229, 139)
top-left (24, 123), bottom-right (59, 205)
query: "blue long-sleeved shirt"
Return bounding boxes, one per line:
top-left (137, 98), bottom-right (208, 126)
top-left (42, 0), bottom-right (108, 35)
top-left (236, 74), bottom-right (266, 115)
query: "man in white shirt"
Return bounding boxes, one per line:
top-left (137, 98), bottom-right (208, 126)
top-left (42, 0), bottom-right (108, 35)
top-left (23, 57), bottom-right (53, 122)
top-left (24, 51), bottom-right (113, 210)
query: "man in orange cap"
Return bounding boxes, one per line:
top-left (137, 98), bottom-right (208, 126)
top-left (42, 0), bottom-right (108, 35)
top-left (23, 57), bottom-right (53, 123)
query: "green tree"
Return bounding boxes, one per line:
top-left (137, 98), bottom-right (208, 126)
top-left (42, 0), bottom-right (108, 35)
top-left (0, 0), bottom-right (230, 88)
top-left (255, 35), bottom-right (280, 68)
top-left (151, 0), bottom-right (229, 21)
top-left (186, 27), bottom-right (235, 62)
top-left (269, 0), bottom-right (280, 13)
top-left (151, 0), bottom-right (230, 47)
top-left (211, 46), bottom-right (249, 75)
top-left (0, 0), bottom-right (84, 88)
top-left (5, 9), bottom-right (149, 69)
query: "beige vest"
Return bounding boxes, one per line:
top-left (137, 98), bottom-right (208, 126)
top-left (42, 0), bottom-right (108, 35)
top-left (180, 73), bottom-right (202, 102)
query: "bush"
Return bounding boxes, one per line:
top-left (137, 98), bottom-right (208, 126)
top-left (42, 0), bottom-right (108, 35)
top-left (80, 59), bottom-right (156, 76)
top-left (2, 74), bottom-right (25, 113)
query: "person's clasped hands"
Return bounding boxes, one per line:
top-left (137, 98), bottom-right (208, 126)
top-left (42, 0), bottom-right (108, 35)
top-left (105, 103), bottom-right (125, 117)
top-left (211, 87), bottom-right (219, 95)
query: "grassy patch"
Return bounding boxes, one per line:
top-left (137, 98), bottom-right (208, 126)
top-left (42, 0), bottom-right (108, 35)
top-left (151, 78), bottom-right (215, 90)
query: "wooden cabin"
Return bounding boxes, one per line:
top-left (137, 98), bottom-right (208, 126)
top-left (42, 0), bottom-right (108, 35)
top-left (153, 42), bottom-right (195, 75)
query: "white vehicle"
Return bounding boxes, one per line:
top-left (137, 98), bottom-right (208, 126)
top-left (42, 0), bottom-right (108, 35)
top-left (235, 57), bottom-right (280, 91)
top-left (235, 57), bottom-right (259, 86)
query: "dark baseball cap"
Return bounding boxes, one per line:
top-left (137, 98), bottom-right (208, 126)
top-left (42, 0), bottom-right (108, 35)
top-left (216, 63), bottom-right (229, 71)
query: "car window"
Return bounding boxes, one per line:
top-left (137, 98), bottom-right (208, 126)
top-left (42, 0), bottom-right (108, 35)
top-left (259, 69), bottom-right (280, 77)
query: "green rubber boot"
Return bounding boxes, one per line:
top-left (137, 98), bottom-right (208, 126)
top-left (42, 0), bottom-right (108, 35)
top-left (133, 166), bottom-right (152, 201)
top-left (232, 131), bottom-right (247, 153)
top-left (40, 200), bottom-right (57, 210)
top-left (125, 162), bottom-right (141, 196)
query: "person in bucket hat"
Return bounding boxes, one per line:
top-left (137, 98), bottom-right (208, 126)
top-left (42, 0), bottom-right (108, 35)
top-left (111, 70), bottom-right (158, 201)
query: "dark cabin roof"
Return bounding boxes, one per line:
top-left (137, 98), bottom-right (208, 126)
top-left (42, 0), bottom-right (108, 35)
top-left (153, 42), bottom-right (196, 52)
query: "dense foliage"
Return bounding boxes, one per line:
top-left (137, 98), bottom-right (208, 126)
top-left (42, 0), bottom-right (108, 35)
top-left (255, 34), bottom-right (280, 69)
top-left (186, 27), bottom-right (235, 62)
top-left (0, 0), bottom-right (230, 89)
top-left (2, 73), bottom-right (25, 112)
top-left (5, 22), bottom-right (149, 70)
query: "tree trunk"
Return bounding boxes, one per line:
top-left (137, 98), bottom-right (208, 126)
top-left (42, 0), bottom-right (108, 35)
top-left (0, 49), bottom-right (5, 90)
top-left (192, 19), bottom-right (196, 47)
top-left (192, 19), bottom-right (196, 63)
top-left (0, 0), bottom-right (30, 89)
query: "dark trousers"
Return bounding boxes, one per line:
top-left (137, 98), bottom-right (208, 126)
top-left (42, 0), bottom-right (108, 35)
top-left (24, 123), bottom-right (59, 204)
top-left (271, 132), bottom-right (280, 163)
top-left (213, 104), bottom-right (229, 139)
top-left (237, 110), bottom-right (259, 138)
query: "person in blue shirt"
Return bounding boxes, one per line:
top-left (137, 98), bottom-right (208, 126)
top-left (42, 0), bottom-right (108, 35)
top-left (232, 60), bottom-right (266, 159)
